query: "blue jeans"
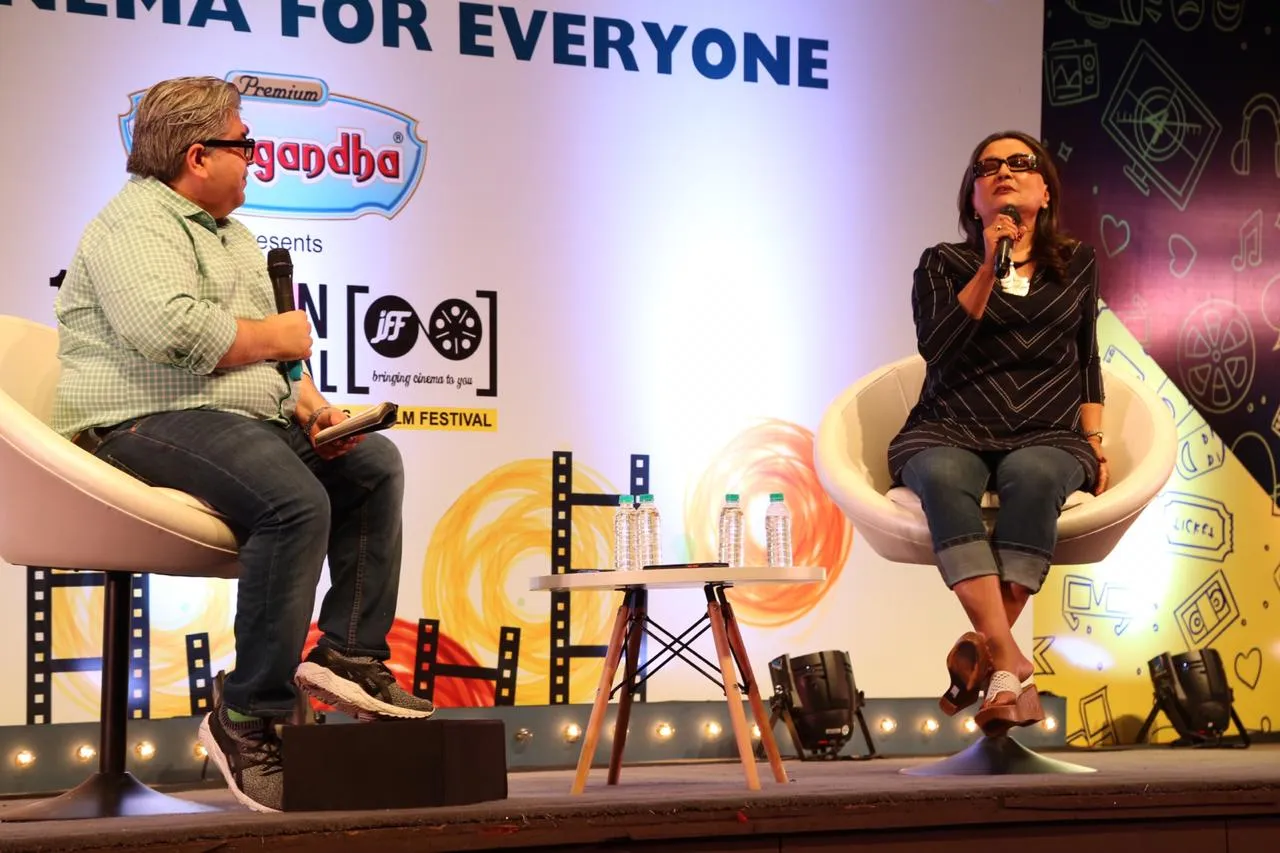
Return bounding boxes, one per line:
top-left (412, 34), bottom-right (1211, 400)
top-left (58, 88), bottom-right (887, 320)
top-left (900, 445), bottom-right (1085, 594)
top-left (95, 410), bottom-right (405, 718)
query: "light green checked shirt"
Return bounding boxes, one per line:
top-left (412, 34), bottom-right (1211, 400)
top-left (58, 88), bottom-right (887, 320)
top-left (52, 176), bottom-right (298, 438)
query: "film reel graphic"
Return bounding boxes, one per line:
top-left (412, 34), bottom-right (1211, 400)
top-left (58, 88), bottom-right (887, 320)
top-left (1177, 299), bottom-right (1255, 414)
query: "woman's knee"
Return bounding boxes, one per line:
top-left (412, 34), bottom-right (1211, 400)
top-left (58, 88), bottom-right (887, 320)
top-left (903, 447), bottom-right (989, 499)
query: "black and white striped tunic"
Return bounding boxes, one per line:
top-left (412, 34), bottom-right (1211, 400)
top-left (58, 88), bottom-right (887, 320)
top-left (887, 240), bottom-right (1103, 490)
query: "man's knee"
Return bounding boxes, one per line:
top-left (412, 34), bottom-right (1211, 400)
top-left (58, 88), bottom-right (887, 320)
top-left (349, 434), bottom-right (404, 492)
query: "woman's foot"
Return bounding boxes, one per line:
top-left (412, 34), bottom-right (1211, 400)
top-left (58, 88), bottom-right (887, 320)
top-left (939, 632), bottom-right (993, 716)
top-left (975, 670), bottom-right (1044, 735)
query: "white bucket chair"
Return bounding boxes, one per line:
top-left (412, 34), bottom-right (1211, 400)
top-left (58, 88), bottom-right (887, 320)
top-left (815, 353), bottom-right (1176, 774)
top-left (0, 315), bottom-right (240, 820)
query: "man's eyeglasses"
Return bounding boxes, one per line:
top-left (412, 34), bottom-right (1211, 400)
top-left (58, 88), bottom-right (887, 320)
top-left (199, 138), bottom-right (256, 160)
top-left (972, 152), bottom-right (1039, 179)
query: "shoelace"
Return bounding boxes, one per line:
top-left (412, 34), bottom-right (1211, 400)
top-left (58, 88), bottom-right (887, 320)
top-left (237, 727), bottom-right (285, 775)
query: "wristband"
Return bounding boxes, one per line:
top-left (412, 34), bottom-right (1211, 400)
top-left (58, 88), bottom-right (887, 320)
top-left (304, 406), bottom-right (334, 437)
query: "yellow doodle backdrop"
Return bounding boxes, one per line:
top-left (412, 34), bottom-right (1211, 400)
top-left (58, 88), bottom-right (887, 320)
top-left (1034, 306), bottom-right (1278, 745)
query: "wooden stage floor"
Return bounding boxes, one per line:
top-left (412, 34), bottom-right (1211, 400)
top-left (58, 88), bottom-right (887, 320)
top-left (1, 744), bottom-right (1278, 852)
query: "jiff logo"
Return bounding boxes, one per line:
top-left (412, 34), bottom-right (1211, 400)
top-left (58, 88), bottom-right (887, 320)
top-left (364, 295), bottom-right (483, 361)
top-left (119, 72), bottom-right (427, 219)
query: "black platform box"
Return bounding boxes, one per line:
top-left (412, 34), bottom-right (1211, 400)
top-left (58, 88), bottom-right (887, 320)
top-left (280, 718), bottom-right (507, 811)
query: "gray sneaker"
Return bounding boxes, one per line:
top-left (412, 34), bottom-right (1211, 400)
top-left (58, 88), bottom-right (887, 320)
top-left (294, 645), bottom-right (436, 721)
top-left (198, 706), bottom-right (284, 813)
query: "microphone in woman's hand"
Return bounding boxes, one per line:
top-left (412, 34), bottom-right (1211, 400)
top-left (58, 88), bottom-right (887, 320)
top-left (994, 204), bottom-right (1021, 279)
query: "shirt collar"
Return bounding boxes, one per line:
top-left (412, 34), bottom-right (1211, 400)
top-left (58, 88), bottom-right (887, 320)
top-left (133, 175), bottom-right (223, 235)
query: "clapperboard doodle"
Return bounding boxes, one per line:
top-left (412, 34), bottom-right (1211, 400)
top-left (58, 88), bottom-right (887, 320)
top-left (1061, 574), bottom-right (1135, 636)
top-left (1173, 569), bottom-right (1239, 650)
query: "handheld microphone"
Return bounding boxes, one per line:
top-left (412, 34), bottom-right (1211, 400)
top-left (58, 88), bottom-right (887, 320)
top-left (993, 204), bottom-right (1021, 280)
top-left (266, 248), bottom-right (304, 381)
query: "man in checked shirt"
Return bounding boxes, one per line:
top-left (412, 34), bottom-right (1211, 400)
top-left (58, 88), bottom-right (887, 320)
top-left (52, 76), bottom-right (433, 813)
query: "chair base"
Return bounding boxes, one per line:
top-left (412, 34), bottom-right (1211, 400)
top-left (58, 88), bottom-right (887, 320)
top-left (901, 734), bottom-right (1096, 776)
top-left (1, 771), bottom-right (219, 821)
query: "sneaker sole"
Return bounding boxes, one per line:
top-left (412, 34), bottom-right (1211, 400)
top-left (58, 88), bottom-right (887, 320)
top-left (197, 714), bottom-right (280, 814)
top-left (294, 662), bottom-right (434, 721)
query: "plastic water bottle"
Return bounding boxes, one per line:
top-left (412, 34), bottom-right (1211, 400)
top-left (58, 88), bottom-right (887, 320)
top-left (717, 493), bottom-right (745, 567)
top-left (636, 494), bottom-right (662, 568)
top-left (612, 494), bottom-right (637, 571)
top-left (765, 492), bottom-right (792, 567)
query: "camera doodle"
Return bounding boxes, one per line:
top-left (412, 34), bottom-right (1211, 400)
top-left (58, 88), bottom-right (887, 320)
top-left (1173, 569), bottom-right (1239, 649)
top-left (1045, 39), bottom-right (1101, 105)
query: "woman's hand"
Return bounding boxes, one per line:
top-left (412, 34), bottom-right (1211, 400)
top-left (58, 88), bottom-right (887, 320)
top-left (1089, 436), bottom-right (1109, 495)
top-left (308, 407), bottom-right (366, 460)
top-left (982, 212), bottom-right (1026, 269)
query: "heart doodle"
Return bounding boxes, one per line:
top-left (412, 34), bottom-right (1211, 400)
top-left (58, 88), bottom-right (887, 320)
top-left (1234, 647), bottom-right (1262, 689)
top-left (1101, 214), bottom-right (1131, 257)
top-left (1168, 234), bottom-right (1197, 278)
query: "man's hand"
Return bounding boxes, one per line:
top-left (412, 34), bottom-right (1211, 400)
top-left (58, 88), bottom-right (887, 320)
top-left (308, 406), bottom-right (366, 460)
top-left (263, 310), bottom-right (313, 361)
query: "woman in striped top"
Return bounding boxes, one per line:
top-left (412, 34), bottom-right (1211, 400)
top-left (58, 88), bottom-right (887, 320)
top-left (887, 131), bottom-right (1107, 735)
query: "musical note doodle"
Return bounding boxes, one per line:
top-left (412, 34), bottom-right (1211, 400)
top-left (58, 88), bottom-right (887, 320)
top-left (1232, 209), bottom-right (1263, 271)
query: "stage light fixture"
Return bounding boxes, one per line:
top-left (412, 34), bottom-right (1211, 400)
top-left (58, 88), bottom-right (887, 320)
top-left (704, 721), bottom-right (723, 738)
top-left (921, 718), bottom-right (940, 735)
top-left (878, 717), bottom-right (897, 734)
top-left (1042, 716), bottom-right (1058, 732)
top-left (134, 741), bottom-right (156, 760)
top-left (75, 744), bottom-right (97, 762)
top-left (13, 749), bottom-right (35, 768)
top-left (962, 717), bottom-right (978, 734)
top-left (1137, 649), bottom-right (1250, 747)
top-left (655, 722), bottom-right (674, 739)
top-left (563, 723), bottom-right (583, 743)
top-left (765, 650), bottom-right (876, 760)
top-left (750, 724), bottom-right (761, 739)
top-left (193, 742), bottom-right (208, 760)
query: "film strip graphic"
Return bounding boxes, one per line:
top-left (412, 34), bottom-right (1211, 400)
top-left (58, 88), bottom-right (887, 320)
top-left (26, 568), bottom-right (151, 724)
top-left (27, 567), bottom-right (215, 723)
top-left (548, 450), bottom-right (651, 705)
top-left (414, 618), bottom-right (521, 705)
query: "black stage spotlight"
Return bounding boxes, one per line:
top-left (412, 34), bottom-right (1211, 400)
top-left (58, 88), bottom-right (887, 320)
top-left (1136, 649), bottom-right (1250, 748)
top-left (763, 650), bottom-right (876, 760)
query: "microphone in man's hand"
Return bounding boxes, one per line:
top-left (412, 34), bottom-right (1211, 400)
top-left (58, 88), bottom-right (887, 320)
top-left (266, 248), bottom-right (304, 380)
top-left (993, 204), bottom-right (1021, 280)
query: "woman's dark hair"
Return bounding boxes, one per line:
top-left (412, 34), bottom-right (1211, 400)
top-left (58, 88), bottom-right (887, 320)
top-left (956, 130), bottom-right (1075, 281)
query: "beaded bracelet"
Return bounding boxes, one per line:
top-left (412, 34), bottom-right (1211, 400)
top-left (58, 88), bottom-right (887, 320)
top-left (304, 405), bottom-right (334, 437)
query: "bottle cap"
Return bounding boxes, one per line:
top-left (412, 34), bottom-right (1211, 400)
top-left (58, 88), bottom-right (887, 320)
top-left (725, 493), bottom-right (740, 502)
top-left (769, 492), bottom-right (784, 501)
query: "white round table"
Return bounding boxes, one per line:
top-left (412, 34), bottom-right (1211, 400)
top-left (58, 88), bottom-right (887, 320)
top-left (529, 565), bottom-right (826, 794)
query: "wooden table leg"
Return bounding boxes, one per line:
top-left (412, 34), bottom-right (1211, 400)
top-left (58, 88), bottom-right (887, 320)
top-left (720, 592), bottom-right (788, 784)
top-left (608, 589), bottom-right (646, 785)
top-left (706, 595), bottom-right (761, 792)
top-left (571, 595), bottom-right (631, 795)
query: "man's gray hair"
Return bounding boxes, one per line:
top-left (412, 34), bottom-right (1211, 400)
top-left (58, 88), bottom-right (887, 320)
top-left (126, 77), bottom-right (242, 182)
